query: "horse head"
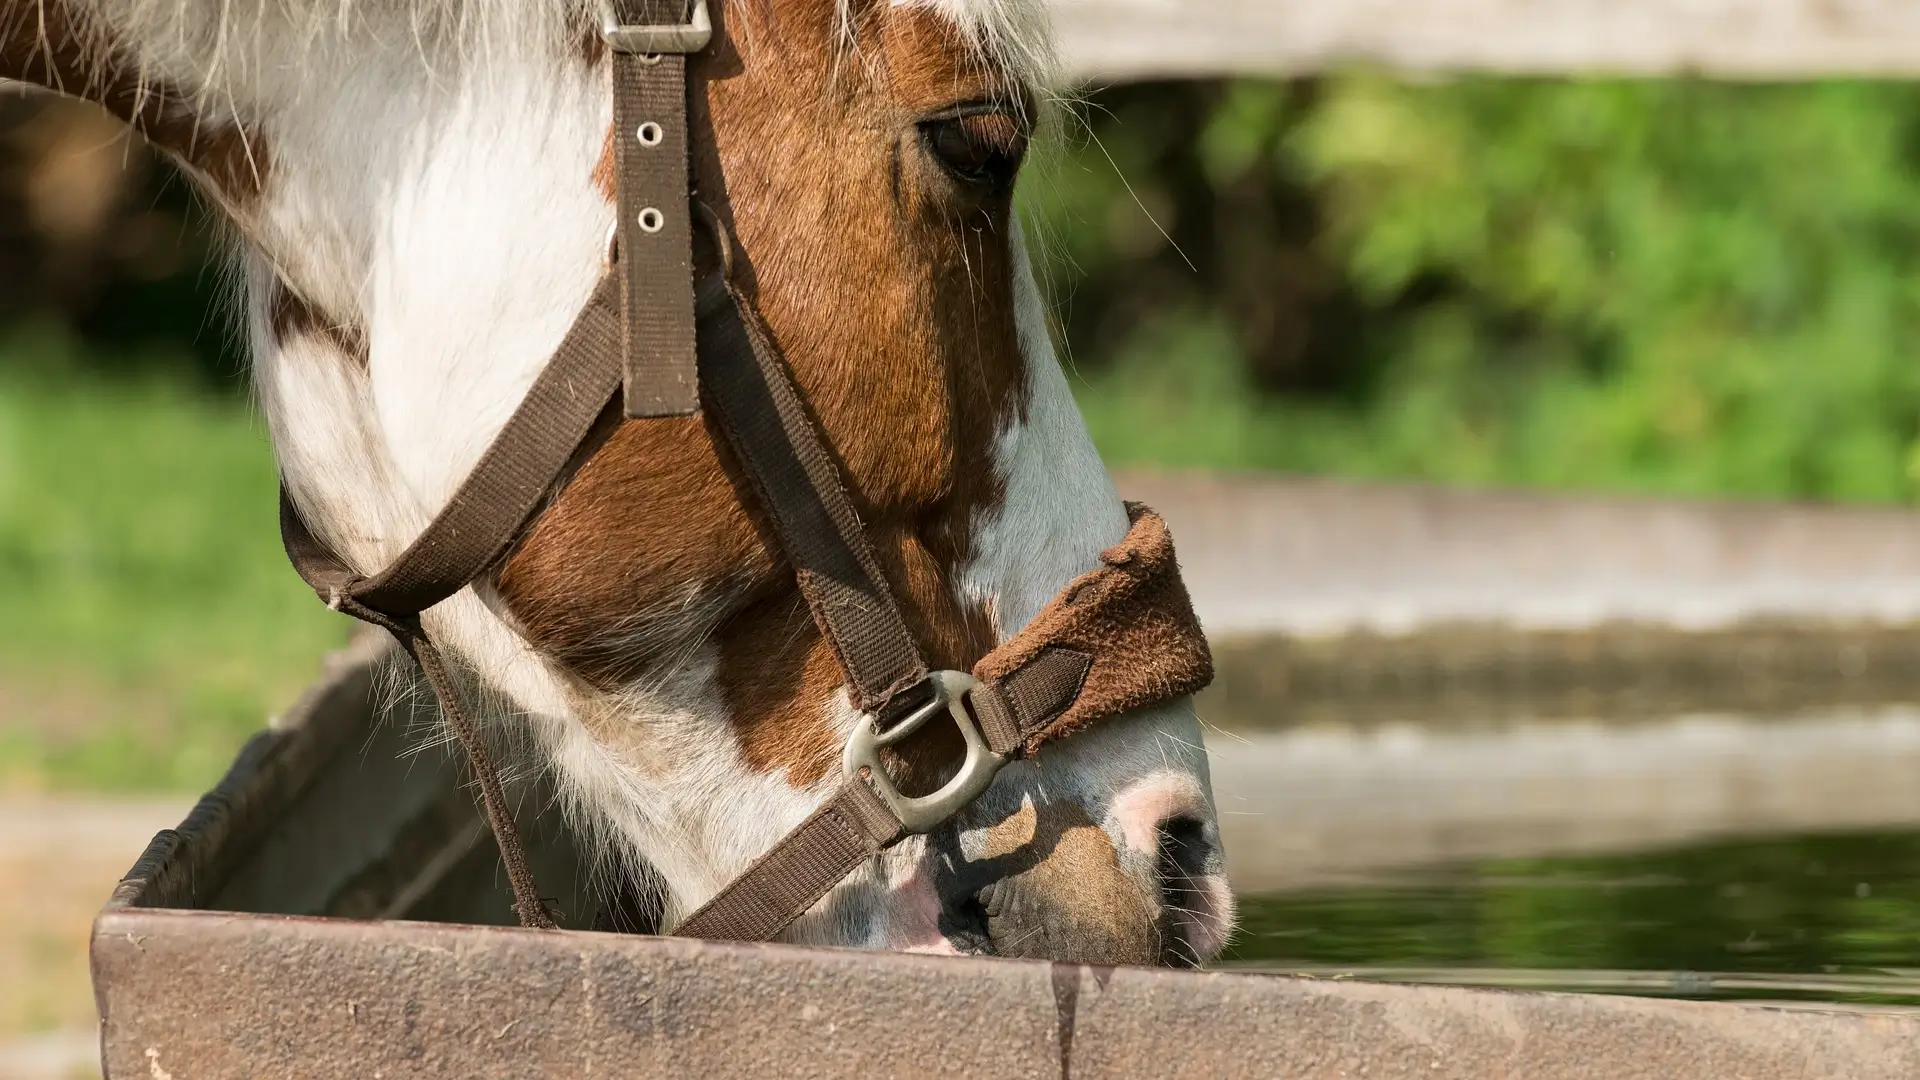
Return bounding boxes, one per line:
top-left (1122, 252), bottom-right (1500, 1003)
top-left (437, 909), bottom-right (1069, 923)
top-left (4, 0), bottom-right (1235, 964)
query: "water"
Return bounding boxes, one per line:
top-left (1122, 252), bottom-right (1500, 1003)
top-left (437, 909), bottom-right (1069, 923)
top-left (1220, 828), bottom-right (1920, 1007)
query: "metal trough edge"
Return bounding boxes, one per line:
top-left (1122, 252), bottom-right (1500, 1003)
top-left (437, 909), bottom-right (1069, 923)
top-left (90, 907), bottom-right (1920, 1079)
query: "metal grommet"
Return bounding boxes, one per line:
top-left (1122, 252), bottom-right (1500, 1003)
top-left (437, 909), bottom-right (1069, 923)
top-left (637, 207), bottom-right (665, 233)
top-left (636, 121), bottom-right (664, 147)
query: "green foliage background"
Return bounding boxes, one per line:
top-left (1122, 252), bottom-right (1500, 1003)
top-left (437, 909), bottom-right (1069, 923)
top-left (1038, 76), bottom-right (1920, 503)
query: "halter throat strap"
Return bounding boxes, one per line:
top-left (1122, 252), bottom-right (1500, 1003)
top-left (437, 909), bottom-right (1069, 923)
top-left (279, 4), bottom-right (1213, 943)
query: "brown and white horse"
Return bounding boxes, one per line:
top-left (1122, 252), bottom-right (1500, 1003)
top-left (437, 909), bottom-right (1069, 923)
top-left (2, 0), bottom-right (1233, 963)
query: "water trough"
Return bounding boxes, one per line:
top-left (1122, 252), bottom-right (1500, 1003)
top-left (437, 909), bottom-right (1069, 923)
top-left (94, 476), bottom-right (1920, 1077)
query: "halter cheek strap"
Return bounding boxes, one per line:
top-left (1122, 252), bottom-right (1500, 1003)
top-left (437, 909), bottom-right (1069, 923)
top-left (279, 0), bottom-right (1214, 943)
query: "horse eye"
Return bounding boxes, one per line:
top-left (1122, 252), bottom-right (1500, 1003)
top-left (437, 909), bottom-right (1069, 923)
top-left (920, 111), bottom-right (1027, 192)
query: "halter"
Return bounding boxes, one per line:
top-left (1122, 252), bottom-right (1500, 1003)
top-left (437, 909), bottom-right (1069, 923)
top-left (280, 0), bottom-right (1214, 941)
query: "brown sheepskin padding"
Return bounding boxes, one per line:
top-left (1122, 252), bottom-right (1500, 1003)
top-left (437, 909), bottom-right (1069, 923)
top-left (971, 503), bottom-right (1214, 758)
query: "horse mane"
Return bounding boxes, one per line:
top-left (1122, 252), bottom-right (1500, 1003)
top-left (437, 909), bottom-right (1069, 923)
top-left (875, 0), bottom-right (1057, 93)
top-left (51, 0), bottom-right (1056, 115)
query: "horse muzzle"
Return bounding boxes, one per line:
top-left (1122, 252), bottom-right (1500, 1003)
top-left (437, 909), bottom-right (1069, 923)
top-left (930, 770), bottom-right (1234, 968)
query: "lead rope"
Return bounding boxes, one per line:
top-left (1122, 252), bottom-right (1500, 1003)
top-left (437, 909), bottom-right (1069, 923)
top-left (389, 620), bottom-right (558, 929)
top-left (280, 492), bottom-right (562, 929)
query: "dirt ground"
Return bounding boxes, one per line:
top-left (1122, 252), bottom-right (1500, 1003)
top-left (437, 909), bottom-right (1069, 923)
top-left (0, 797), bottom-right (189, 1080)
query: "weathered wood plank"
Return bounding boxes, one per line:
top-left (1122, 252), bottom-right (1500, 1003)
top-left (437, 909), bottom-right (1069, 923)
top-left (1055, 0), bottom-right (1920, 81)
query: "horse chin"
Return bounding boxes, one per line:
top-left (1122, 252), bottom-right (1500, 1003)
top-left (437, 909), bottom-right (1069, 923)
top-left (876, 860), bottom-right (971, 955)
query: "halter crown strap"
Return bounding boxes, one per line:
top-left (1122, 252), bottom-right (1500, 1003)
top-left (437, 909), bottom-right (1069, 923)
top-left (609, 0), bottom-right (701, 418)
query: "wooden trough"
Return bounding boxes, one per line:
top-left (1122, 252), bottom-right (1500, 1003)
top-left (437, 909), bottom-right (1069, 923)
top-left (92, 623), bottom-right (1920, 1078)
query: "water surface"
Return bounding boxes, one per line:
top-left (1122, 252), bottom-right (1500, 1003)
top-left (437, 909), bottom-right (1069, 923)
top-left (1222, 828), bottom-right (1920, 1006)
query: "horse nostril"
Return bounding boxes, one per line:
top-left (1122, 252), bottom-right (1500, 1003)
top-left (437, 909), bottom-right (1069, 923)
top-left (1156, 816), bottom-right (1219, 884)
top-left (1155, 816), bottom-right (1221, 968)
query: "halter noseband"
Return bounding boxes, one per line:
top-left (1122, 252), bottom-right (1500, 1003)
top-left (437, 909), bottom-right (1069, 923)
top-left (279, 0), bottom-right (1214, 941)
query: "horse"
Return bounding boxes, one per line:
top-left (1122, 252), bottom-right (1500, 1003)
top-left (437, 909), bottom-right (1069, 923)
top-left (2, 0), bottom-right (1235, 965)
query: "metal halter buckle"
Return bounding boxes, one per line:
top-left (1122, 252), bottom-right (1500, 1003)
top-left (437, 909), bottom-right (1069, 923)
top-left (598, 0), bottom-right (712, 54)
top-left (843, 671), bottom-right (1008, 834)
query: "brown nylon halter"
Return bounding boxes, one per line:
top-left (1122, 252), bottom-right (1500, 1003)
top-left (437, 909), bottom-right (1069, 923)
top-left (280, 0), bottom-right (1213, 942)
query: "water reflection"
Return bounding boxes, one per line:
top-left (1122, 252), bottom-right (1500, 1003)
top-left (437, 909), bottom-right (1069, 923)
top-left (1221, 829), bottom-right (1920, 1005)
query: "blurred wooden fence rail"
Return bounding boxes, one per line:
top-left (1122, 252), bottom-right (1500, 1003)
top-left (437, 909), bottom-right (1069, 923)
top-left (1054, 0), bottom-right (1920, 81)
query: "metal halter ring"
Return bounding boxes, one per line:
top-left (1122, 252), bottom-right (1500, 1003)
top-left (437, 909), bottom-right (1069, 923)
top-left (598, 0), bottom-right (712, 54)
top-left (843, 671), bottom-right (1008, 834)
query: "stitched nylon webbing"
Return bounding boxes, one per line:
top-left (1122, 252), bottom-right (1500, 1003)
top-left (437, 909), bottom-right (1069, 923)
top-left (693, 229), bottom-right (931, 717)
top-left (278, 272), bottom-right (622, 931)
top-left (282, 279), bottom-right (1214, 943)
top-left (279, 253), bottom-right (931, 937)
top-left (971, 646), bottom-right (1093, 754)
top-left (674, 779), bottom-right (904, 941)
top-left (285, 273), bottom-right (624, 619)
top-left (278, 247), bottom-right (930, 937)
top-left (611, 0), bottom-right (698, 418)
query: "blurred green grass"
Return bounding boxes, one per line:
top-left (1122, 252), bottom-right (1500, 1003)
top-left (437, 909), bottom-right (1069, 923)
top-left (0, 324), bottom-right (347, 794)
